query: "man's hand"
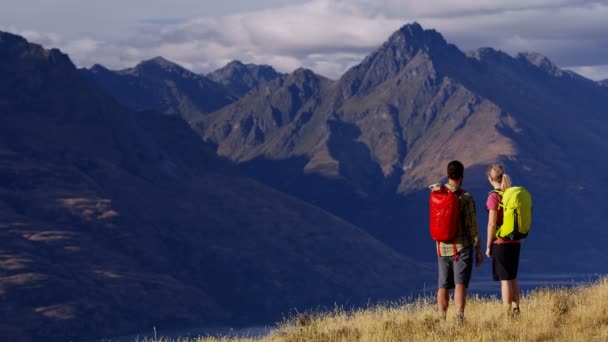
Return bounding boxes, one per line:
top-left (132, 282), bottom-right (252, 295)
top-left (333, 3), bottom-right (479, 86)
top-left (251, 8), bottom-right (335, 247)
top-left (475, 247), bottom-right (483, 267)
top-left (485, 247), bottom-right (492, 258)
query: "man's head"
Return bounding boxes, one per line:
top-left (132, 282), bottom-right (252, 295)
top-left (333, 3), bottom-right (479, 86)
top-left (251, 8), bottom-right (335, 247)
top-left (447, 160), bottom-right (464, 184)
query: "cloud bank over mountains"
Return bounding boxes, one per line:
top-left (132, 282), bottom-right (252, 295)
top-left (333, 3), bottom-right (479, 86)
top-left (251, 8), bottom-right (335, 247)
top-left (4, 0), bottom-right (608, 79)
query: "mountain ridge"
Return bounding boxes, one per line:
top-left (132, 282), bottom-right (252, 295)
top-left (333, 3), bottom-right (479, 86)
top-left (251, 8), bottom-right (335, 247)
top-left (0, 30), bottom-right (429, 341)
top-left (80, 56), bottom-right (237, 119)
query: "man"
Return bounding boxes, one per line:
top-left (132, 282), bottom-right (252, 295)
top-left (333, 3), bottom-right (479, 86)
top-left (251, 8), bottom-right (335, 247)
top-left (429, 160), bottom-right (483, 322)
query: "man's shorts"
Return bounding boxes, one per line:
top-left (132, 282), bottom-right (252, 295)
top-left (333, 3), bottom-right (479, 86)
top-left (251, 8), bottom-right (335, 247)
top-left (437, 247), bottom-right (473, 289)
top-left (492, 243), bottom-right (521, 281)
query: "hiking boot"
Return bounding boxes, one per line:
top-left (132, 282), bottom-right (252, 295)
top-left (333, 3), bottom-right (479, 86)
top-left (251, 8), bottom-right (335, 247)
top-left (435, 311), bottom-right (446, 322)
top-left (510, 307), bottom-right (521, 319)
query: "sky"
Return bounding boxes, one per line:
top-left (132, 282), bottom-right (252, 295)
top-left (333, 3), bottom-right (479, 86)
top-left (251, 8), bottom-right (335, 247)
top-left (2, 0), bottom-right (608, 80)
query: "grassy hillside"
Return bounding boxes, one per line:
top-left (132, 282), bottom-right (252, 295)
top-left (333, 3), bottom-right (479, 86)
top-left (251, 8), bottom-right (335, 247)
top-left (149, 277), bottom-right (608, 342)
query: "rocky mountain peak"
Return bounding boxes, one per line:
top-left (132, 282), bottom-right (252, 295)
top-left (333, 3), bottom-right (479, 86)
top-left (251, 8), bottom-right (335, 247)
top-left (0, 31), bottom-right (75, 70)
top-left (467, 47), bottom-right (513, 62)
top-left (89, 63), bottom-right (110, 73)
top-left (517, 51), bottom-right (563, 76)
top-left (209, 59), bottom-right (280, 80)
top-left (339, 23), bottom-right (449, 97)
top-left (144, 56), bottom-right (178, 67)
top-left (386, 22), bottom-right (447, 51)
top-left (127, 56), bottom-right (184, 75)
top-left (375, 22), bottom-right (449, 60)
top-left (207, 59), bottom-right (283, 96)
top-left (290, 67), bottom-right (318, 79)
top-left (0, 30), bottom-right (28, 47)
top-left (223, 59), bottom-right (246, 70)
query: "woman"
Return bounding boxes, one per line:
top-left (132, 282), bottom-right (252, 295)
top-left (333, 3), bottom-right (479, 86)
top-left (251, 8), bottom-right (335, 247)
top-left (485, 163), bottom-right (521, 317)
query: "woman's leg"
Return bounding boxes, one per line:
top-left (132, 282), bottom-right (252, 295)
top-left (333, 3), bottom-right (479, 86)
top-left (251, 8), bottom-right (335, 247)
top-left (511, 279), bottom-right (520, 309)
top-left (501, 280), bottom-right (512, 311)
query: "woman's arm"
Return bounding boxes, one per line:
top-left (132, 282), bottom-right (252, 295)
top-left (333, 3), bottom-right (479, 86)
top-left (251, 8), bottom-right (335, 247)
top-left (486, 209), bottom-right (497, 257)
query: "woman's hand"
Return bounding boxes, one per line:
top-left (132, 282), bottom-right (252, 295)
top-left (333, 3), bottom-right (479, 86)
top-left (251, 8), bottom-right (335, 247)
top-left (485, 247), bottom-right (492, 258)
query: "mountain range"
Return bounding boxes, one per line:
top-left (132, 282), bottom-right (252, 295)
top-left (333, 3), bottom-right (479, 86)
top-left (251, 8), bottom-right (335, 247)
top-left (80, 57), bottom-right (237, 119)
top-left (85, 23), bottom-right (608, 272)
top-left (3, 21), bottom-right (608, 340)
top-left (0, 31), bottom-right (427, 341)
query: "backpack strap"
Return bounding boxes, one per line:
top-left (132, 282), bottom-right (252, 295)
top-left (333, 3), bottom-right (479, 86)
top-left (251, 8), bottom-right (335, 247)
top-left (488, 189), bottom-right (505, 209)
top-left (489, 189), bottom-right (503, 196)
top-left (452, 188), bottom-right (464, 262)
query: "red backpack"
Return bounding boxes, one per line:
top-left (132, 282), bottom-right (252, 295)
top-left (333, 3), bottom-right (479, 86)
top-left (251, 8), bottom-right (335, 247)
top-left (429, 186), bottom-right (462, 257)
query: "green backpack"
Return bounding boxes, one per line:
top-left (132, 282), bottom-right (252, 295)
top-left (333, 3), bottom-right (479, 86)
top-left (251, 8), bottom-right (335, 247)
top-left (493, 186), bottom-right (532, 240)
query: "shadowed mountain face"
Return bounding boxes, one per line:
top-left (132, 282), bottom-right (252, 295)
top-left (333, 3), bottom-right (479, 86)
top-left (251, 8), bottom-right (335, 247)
top-left (207, 60), bottom-right (283, 97)
top-left (0, 32), bottom-right (429, 341)
top-left (600, 79), bottom-right (608, 87)
top-left (80, 57), bottom-right (237, 119)
top-left (195, 23), bottom-right (608, 271)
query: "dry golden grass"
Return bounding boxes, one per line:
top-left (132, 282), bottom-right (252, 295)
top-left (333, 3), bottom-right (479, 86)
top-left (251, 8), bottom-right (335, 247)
top-left (148, 277), bottom-right (608, 342)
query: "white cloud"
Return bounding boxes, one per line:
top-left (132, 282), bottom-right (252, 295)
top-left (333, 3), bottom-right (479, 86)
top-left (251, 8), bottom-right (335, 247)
top-left (358, 0), bottom-right (600, 18)
top-left (6, 0), bottom-right (608, 80)
top-left (416, 1), bottom-right (608, 66)
top-left (12, 29), bottom-right (63, 47)
top-left (566, 64), bottom-right (608, 81)
top-left (63, 38), bottom-right (99, 59)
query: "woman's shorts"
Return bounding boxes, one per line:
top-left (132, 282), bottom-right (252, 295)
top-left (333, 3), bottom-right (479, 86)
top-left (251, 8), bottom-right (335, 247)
top-left (492, 243), bottom-right (521, 281)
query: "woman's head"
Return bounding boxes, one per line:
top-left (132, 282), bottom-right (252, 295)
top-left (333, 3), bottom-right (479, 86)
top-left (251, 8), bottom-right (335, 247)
top-left (487, 163), bottom-right (511, 190)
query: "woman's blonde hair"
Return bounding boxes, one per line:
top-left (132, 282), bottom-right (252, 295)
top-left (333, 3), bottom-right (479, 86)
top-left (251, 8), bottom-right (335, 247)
top-left (487, 163), bottom-right (511, 191)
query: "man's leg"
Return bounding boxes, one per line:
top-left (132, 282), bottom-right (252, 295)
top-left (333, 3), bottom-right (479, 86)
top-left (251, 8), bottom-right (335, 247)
top-left (453, 247), bottom-right (473, 321)
top-left (437, 288), bottom-right (449, 317)
top-left (437, 256), bottom-right (453, 318)
top-left (454, 284), bottom-right (467, 314)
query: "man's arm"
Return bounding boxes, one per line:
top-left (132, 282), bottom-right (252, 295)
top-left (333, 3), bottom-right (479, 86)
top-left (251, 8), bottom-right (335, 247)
top-left (464, 194), bottom-right (483, 267)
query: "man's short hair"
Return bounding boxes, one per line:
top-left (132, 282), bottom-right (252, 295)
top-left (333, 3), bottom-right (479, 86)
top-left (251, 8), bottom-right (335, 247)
top-left (447, 160), bottom-right (464, 180)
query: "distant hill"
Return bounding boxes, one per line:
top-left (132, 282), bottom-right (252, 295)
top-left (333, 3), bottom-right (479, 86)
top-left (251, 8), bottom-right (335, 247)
top-left (207, 60), bottom-right (283, 97)
top-left (80, 57), bottom-right (237, 119)
top-left (600, 79), bottom-right (608, 87)
top-left (0, 31), bottom-right (429, 341)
